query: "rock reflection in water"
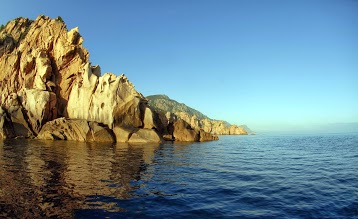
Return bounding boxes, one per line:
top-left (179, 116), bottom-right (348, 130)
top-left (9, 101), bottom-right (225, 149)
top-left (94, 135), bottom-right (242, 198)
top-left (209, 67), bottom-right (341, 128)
top-left (0, 139), bottom-right (159, 218)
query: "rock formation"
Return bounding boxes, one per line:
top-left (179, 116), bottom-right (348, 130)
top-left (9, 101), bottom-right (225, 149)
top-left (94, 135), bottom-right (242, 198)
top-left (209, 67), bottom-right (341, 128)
top-left (171, 119), bottom-right (218, 142)
top-left (0, 15), bottom-right (218, 142)
top-left (37, 118), bottom-right (115, 142)
top-left (147, 95), bottom-right (251, 135)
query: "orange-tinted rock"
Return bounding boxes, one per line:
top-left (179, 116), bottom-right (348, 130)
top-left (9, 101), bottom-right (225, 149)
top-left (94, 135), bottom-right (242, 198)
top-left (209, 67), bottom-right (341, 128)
top-left (128, 129), bottom-right (162, 143)
top-left (113, 126), bottom-right (135, 143)
top-left (37, 118), bottom-right (115, 143)
top-left (199, 129), bottom-right (219, 142)
top-left (0, 16), bottom-right (219, 143)
top-left (173, 119), bottom-right (199, 142)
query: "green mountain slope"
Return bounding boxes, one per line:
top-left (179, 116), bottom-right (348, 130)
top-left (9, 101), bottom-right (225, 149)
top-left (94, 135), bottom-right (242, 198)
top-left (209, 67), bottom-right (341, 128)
top-left (147, 94), bottom-right (252, 135)
top-left (147, 95), bottom-right (209, 120)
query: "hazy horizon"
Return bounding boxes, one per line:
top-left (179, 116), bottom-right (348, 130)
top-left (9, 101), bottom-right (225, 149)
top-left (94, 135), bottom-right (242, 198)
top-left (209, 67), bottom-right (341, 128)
top-left (1, 0), bottom-right (357, 132)
top-left (252, 122), bottom-right (358, 134)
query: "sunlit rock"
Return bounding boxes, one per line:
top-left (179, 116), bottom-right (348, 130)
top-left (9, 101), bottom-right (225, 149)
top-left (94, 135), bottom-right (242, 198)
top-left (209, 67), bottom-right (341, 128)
top-left (128, 129), bottom-right (162, 143)
top-left (0, 15), bottom-right (217, 142)
top-left (173, 119), bottom-right (199, 142)
top-left (37, 118), bottom-right (115, 142)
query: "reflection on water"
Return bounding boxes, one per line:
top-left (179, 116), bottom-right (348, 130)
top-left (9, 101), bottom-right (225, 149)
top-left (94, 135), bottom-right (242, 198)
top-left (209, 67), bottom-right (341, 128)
top-left (1, 135), bottom-right (358, 218)
top-left (0, 139), bottom-right (159, 218)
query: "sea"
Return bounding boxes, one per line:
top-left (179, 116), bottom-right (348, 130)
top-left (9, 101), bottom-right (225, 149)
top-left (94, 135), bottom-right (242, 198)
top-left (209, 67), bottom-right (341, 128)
top-left (0, 133), bottom-right (357, 218)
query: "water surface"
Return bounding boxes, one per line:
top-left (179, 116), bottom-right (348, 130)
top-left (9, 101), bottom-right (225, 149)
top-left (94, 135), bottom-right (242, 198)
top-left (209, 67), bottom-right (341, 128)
top-left (0, 134), bottom-right (357, 218)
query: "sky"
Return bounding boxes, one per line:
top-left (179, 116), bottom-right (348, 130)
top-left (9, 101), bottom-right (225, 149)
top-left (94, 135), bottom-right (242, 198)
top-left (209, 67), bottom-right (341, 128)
top-left (1, 0), bottom-right (357, 132)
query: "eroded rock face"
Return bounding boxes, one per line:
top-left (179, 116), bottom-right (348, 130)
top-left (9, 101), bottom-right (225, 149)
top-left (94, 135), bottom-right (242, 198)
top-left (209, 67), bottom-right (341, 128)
top-left (66, 63), bottom-right (146, 129)
top-left (199, 129), bottom-right (219, 142)
top-left (0, 16), bottom-right (217, 143)
top-left (37, 118), bottom-right (115, 142)
top-left (21, 89), bottom-right (57, 134)
top-left (128, 129), bottom-right (162, 143)
top-left (0, 16), bottom-right (88, 139)
top-left (0, 16), bottom-right (89, 115)
top-left (113, 126), bottom-right (135, 143)
top-left (0, 107), bottom-right (14, 139)
top-left (173, 119), bottom-right (199, 142)
top-left (2, 93), bottom-right (33, 137)
top-left (171, 119), bottom-right (220, 142)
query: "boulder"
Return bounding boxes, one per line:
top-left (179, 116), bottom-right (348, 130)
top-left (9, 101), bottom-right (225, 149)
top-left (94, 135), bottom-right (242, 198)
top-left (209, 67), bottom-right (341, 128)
top-left (173, 119), bottom-right (199, 142)
top-left (128, 129), bottom-right (162, 143)
top-left (37, 118), bottom-right (115, 143)
top-left (88, 122), bottom-right (115, 143)
top-left (0, 90), bottom-right (57, 137)
top-left (7, 106), bottom-right (32, 137)
top-left (20, 89), bottom-right (57, 134)
top-left (143, 107), bottom-right (156, 129)
top-left (113, 126), bottom-right (135, 143)
top-left (199, 129), bottom-right (219, 142)
top-left (2, 93), bottom-right (33, 138)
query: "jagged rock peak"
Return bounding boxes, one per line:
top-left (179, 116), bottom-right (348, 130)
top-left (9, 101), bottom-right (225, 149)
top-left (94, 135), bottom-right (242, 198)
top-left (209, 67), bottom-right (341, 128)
top-left (0, 15), bottom-right (149, 140)
top-left (0, 15), bottom-right (89, 115)
top-left (0, 15), bottom-right (218, 142)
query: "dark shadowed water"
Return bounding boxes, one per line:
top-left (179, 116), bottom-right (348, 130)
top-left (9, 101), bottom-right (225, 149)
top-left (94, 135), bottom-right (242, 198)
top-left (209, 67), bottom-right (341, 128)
top-left (0, 133), bottom-right (357, 218)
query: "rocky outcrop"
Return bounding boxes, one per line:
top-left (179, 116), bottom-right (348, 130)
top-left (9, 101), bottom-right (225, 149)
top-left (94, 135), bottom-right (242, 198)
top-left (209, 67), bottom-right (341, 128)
top-left (128, 129), bottom-right (162, 143)
top-left (163, 119), bottom-right (218, 142)
top-left (147, 95), bottom-right (250, 135)
top-left (0, 16), bottom-right (87, 138)
top-left (66, 65), bottom-right (147, 129)
top-left (37, 118), bottom-right (115, 142)
top-left (0, 16), bottom-right (87, 116)
top-left (200, 118), bottom-right (248, 135)
top-left (199, 129), bottom-right (219, 141)
top-left (112, 126), bottom-right (162, 143)
top-left (0, 16), bottom-right (217, 143)
top-left (172, 119), bottom-right (200, 142)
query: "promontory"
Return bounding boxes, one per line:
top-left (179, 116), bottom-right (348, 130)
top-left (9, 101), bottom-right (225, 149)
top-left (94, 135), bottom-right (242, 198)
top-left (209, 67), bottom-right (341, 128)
top-left (0, 15), bottom-right (221, 143)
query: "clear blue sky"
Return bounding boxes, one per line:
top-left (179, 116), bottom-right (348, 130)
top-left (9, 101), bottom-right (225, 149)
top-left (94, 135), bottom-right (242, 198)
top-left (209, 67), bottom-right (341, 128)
top-left (1, 0), bottom-right (357, 132)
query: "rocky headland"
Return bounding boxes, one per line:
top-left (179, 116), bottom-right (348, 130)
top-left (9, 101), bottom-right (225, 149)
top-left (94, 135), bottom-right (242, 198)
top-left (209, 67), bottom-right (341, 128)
top-left (0, 15), bottom-right (218, 143)
top-left (147, 95), bottom-right (252, 135)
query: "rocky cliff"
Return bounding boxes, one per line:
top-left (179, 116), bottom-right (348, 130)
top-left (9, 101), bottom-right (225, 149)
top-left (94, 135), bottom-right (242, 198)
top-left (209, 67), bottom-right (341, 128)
top-left (147, 95), bottom-right (251, 135)
top-left (0, 16), bottom-right (218, 142)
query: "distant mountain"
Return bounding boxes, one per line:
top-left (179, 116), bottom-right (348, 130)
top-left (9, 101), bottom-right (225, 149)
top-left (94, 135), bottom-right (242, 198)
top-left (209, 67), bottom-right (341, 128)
top-left (239, 124), bottom-right (254, 134)
top-left (147, 94), bottom-right (251, 135)
top-left (147, 95), bottom-right (209, 120)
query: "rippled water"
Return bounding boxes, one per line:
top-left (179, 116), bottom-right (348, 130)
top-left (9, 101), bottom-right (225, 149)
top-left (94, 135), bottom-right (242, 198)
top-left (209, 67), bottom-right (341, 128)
top-left (0, 133), bottom-right (357, 218)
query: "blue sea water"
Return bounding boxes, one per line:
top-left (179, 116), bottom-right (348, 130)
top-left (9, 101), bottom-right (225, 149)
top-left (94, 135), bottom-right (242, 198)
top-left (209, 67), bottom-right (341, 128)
top-left (0, 133), bottom-right (357, 218)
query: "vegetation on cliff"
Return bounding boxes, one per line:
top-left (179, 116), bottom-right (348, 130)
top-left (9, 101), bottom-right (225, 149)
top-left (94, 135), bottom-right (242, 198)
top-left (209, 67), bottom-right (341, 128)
top-left (147, 94), bottom-right (252, 135)
top-left (147, 95), bottom-right (209, 120)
